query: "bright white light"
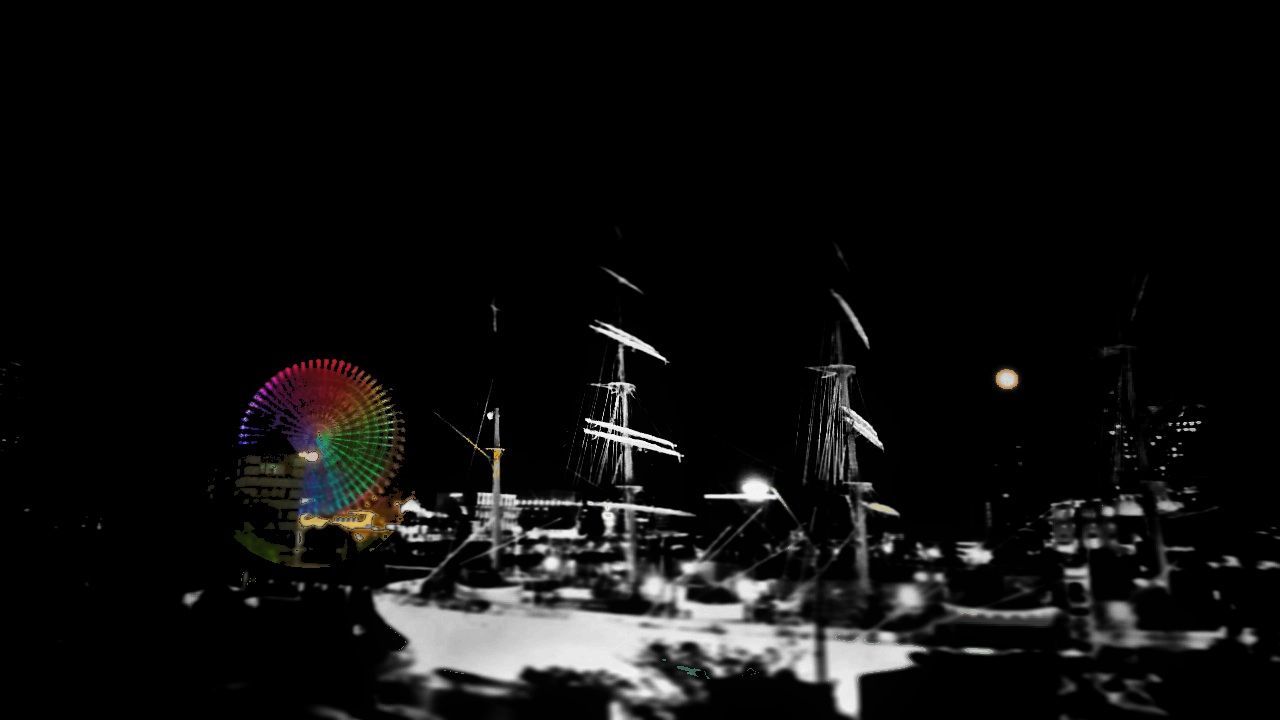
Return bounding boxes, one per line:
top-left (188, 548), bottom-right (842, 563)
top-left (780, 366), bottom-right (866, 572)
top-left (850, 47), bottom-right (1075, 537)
top-left (735, 578), bottom-right (764, 603)
top-left (995, 368), bottom-right (1019, 390)
top-left (680, 561), bottom-right (700, 576)
top-left (963, 547), bottom-right (994, 565)
top-left (486, 411), bottom-right (495, 420)
top-left (542, 555), bottom-right (562, 573)
top-left (741, 478), bottom-right (773, 501)
top-left (896, 584), bottom-right (925, 608)
top-left (298, 451), bottom-right (319, 462)
top-left (641, 574), bottom-right (665, 598)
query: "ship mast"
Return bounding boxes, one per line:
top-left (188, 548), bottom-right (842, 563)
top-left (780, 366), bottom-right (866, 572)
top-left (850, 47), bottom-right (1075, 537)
top-left (488, 297), bottom-right (504, 571)
top-left (834, 324), bottom-right (872, 595)
top-left (588, 263), bottom-right (676, 595)
top-left (489, 407), bottom-right (503, 570)
top-left (617, 343), bottom-right (639, 590)
top-left (805, 285), bottom-right (883, 683)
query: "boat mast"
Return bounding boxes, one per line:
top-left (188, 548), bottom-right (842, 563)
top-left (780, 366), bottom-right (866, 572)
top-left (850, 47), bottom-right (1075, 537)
top-left (489, 407), bottom-right (503, 570)
top-left (828, 286), bottom-right (876, 595)
top-left (591, 261), bottom-right (668, 596)
top-left (617, 343), bottom-right (640, 592)
top-left (835, 328), bottom-right (872, 596)
top-left (808, 283), bottom-right (882, 684)
top-left (488, 297), bottom-right (504, 572)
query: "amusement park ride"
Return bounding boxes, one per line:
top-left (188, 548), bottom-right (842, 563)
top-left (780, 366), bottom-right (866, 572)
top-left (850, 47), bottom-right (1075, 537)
top-left (236, 358), bottom-right (406, 565)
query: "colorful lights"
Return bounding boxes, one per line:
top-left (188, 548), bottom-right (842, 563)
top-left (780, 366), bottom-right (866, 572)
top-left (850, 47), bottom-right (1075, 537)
top-left (238, 359), bottom-right (404, 517)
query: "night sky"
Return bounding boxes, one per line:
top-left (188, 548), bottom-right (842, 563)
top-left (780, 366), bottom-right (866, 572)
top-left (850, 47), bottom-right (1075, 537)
top-left (12, 213), bottom-right (1228, 540)
top-left (5, 100), bottom-right (1249, 546)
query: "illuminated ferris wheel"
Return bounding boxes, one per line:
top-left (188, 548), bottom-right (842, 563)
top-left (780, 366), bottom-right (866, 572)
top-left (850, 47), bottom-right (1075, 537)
top-left (238, 359), bottom-right (405, 517)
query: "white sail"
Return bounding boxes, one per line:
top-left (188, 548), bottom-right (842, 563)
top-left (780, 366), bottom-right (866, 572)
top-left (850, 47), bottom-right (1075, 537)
top-left (594, 501), bottom-right (694, 517)
top-left (584, 427), bottom-right (684, 459)
top-left (831, 289), bottom-right (870, 350)
top-left (601, 266), bottom-right (645, 295)
top-left (585, 417), bottom-right (677, 449)
top-left (589, 321), bottom-right (669, 364)
top-left (840, 405), bottom-right (884, 450)
top-left (833, 242), bottom-right (849, 272)
top-left (864, 501), bottom-right (899, 516)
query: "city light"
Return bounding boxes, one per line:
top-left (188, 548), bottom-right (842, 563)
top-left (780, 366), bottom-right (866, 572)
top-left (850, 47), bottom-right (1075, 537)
top-left (298, 451), bottom-right (319, 462)
top-left (741, 477), bottom-right (774, 501)
top-left (962, 546), bottom-right (993, 565)
top-left (995, 368), bottom-right (1020, 390)
top-left (641, 574), bottom-right (666, 599)
top-left (735, 578), bottom-right (764, 603)
top-left (896, 584), bottom-right (925, 608)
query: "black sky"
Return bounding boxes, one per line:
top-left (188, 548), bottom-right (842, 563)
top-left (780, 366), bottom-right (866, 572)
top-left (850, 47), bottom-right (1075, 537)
top-left (6, 89), bottom-right (1251, 541)
top-left (11, 216), bottom-right (1229, 540)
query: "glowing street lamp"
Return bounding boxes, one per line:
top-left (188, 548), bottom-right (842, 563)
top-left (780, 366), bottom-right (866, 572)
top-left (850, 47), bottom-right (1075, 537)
top-left (741, 477), bottom-right (775, 502)
top-left (995, 368), bottom-right (1019, 391)
top-left (704, 477), bottom-right (778, 502)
